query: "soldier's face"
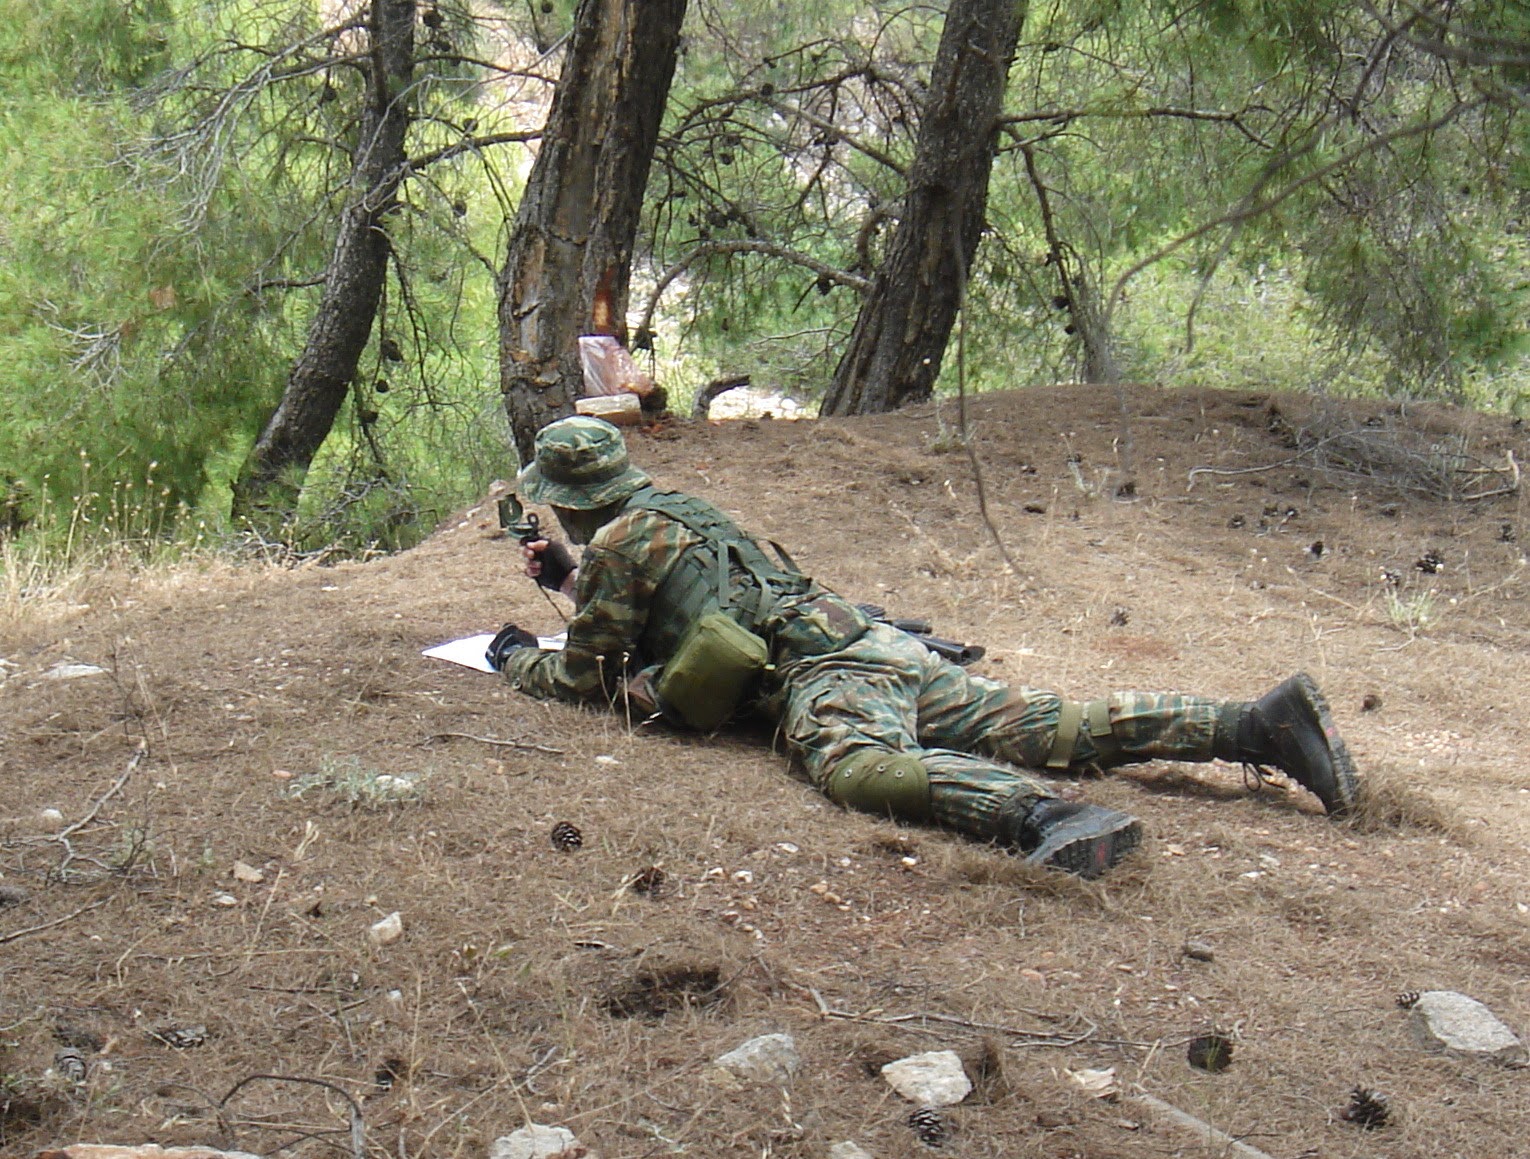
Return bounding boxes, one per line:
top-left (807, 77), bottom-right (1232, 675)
top-left (553, 503), bottom-right (619, 544)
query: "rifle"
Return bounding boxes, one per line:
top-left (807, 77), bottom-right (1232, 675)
top-left (855, 605), bottom-right (986, 667)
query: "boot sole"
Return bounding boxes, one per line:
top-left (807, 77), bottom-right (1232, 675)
top-left (1292, 673), bottom-right (1361, 816)
top-left (1025, 814), bottom-right (1143, 879)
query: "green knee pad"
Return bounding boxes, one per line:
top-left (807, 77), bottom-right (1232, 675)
top-left (824, 751), bottom-right (932, 822)
top-left (1046, 698), bottom-right (1122, 769)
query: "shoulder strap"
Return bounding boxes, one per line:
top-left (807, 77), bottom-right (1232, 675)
top-left (626, 486), bottom-right (807, 621)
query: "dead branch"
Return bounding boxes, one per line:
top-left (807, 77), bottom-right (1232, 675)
top-left (218, 1073), bottom-right (365, 1159)
top-left (1131, 1092), bottom-right (1282, 1159)
top-left (691, 374), bottom-right (753, 419)
top-left (0, 898), bottom-right (110, 947)
top-left (422, 731), bottom-right (564, 755)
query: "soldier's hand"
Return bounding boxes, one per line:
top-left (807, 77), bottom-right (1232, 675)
top-left (523, 539), bottom-right (578, 595)
top-left (485, 622), bottom-right (540, 671)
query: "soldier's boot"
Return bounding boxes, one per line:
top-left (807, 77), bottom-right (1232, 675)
top-left (1214, 673), bottom-right (1360, 817)
top-left (996, 795), bottom-right (1143, 879)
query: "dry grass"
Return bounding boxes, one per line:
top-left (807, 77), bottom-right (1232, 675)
top-left (2, 385), bottom-right (1528, 1158)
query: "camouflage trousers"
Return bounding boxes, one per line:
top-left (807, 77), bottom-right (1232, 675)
top-left (772, 623), bottom-right (1227, 840)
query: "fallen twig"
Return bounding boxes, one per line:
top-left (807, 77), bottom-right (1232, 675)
top-left (0, 898), bottom-right (110, 946)
top-left (1460, 448), bottom-right (1520, 501)
top-left (219, 1073), bottom-right (366, 1159)
top-left (1132, 1092), bottom-right (1281, 1159)
top-left (56, 741), bottom-right (148, 843)
top-left (423, 731), bottom-right (564, 755)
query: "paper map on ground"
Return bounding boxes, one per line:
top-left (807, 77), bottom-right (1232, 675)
top-left (423, 632), bottom-right (567, 673)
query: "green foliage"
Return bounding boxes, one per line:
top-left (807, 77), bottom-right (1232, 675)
top-left (0, 0), bottom-right (512, 556)
top-left (1, 0), bottom-right (1525, 569)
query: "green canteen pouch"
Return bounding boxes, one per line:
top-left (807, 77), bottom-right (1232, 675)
top-left (655, 612), bottom-right (770, 731)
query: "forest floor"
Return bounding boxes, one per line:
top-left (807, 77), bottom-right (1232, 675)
top-left (2, 384), bottom-right (1528, 1159)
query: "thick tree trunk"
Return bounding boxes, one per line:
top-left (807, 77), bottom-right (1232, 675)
top-left (231, 0), bottom-right (416, 527)
top-left (819, 0), bottom-right (1025, 417)
top-left (498, 0), bottom-right (686, 462)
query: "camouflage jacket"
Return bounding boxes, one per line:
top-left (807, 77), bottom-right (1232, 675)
top-left (500, 495), bottom-right (869, 707)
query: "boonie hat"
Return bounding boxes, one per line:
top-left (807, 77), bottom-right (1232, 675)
top-left (517, 416), bottom-right (651, 509)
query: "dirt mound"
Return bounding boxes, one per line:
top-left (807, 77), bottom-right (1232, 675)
top-left (3, 386), bottom-right (1527, 1158)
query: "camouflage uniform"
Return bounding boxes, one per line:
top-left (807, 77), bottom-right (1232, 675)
top-left (774, 621), bottom-right (1223, 840)
top-left (501, 436), bottom-right (1234, 843)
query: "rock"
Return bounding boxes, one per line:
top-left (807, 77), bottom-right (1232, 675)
top-left (880, 1050), bottom-right (972, 1106)
top-left (488, 1123), bottom-right (590, 1158)
top-left (1182, 939), bottom-right (1216, 962)
top-left (713, 1032), bottom-right (801, 1085)
top-left (368, 911), bottom-right (404, 946)
top-left (33, 1145), bottom-right (263, 1159)
top-left (828, 1143), bottom-right (874, 1159)
top-left (1409, 990), bottom-right (1526, 1065)
top-left (42, 662), bottom-right (108, 681)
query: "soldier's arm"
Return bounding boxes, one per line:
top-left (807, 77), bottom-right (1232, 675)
top-left (500, 541), bottom-right (654, 702)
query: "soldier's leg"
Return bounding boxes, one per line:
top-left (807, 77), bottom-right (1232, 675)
top-left (778, 633), bottom-right (932, 821)
top-left (915, 654), bottom-right (1357, 816)
top-left (781, 631), bottom-right (1141, 876)
top-left (779, 627), bottom-right (1053, 835)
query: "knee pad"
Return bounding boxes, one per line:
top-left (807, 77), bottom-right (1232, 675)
top-left (824, 750), bottom-right (932, 822)
top-left (1045, 698), bottom-right (1122, 769)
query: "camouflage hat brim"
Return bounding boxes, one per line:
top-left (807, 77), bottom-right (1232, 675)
top-left (517, 460), bottom-right (651, 509)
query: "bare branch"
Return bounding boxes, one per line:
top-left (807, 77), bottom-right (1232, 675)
top-left (409, 128), bottom-right (543, 171)
top-left (634, 240), bottom-right (871, 344)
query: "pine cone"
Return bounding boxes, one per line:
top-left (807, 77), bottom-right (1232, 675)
top-left (151, 1024), bottom-right (208, 1049)
top-left (908, 1105), bottom-right (945, 1146)
top-left (1340, 1087), bottom-right (1390, 1129)
top-left (629, 865), bottom-right (666, 895)
top-left (53, 1047), bottom-right (87, 1085)
top-left (1395, 991), bottom-right (1420, 1009)
top-left (550, 821), bottom-right (583, 851)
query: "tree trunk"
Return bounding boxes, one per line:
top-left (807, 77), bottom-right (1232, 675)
top-left (498, 0), bottom-right (687, 462)
top-left (819, 0), bottom-right (1025, 417)
top-left (231, 0), bottom-right (416, 528)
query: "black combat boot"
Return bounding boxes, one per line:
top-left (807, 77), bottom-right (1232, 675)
top-left (1219, 673), bottom-right (1360, 816)
top-left (997, 796), bottom-right (1143, 879)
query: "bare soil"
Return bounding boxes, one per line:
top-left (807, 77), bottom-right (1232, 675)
top-left (3, 385), bottom-right (1528, 1159)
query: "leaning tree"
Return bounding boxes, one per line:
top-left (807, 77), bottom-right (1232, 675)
top-left (498, 0), bottom-right (688, 460)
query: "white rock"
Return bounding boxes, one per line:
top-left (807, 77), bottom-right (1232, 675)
top-left (43, 662), bottom-right (108, 680)
top-left (828, 1143), bottom-right (874, 1159)
top-left (488, 1123), bottom-right (588, 1159)
top-left (368, 911), bottom-right (404, 945)
top-left (1067, 1065), bottom-right (1120, 1099)
top-left (713, 1032), bottom-right (801, 1084)
top-left (880, 1049), bottom-right (972, 1106)
top-left (1409, 990), bottom-right (1526, 1065)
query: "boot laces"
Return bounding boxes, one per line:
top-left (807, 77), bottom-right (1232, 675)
top-left (1241, 761), bottom-right (1281, 794)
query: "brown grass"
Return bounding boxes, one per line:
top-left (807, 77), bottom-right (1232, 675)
top-left (2, 385), bottom-right (1527, 1158)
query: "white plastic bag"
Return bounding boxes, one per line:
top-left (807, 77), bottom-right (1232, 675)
top-left (578, 335), bottom-right (656, 397)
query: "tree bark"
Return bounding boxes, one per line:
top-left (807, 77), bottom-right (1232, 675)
top-left (819, 0), bottom-right (1025, 417)
top-left (231, 0), bottom-right (416, 527)
top-left (498, 0), bottom-right (687, 463)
